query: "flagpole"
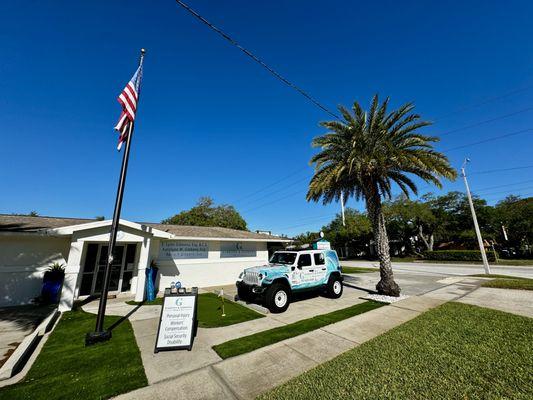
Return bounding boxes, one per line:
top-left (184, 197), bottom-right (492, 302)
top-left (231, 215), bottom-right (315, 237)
top-left (86, 49), bottom-right (145, 346)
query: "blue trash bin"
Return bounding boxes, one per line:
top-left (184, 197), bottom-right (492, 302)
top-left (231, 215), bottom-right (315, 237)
top-left (145, 266), bottom-right (159, 302)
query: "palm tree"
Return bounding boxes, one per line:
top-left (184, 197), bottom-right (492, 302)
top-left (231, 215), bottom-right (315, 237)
top-left (307, 95), bottom-right (456, 296)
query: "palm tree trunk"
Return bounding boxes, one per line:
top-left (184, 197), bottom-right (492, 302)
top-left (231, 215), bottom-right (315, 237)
top-left (366, 190), bottom-right (401, 297)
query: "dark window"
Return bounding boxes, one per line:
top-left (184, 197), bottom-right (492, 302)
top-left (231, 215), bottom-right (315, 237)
top-left (79, 275), bottom-right (93, 296)
top-left (83, 243), bottom-right (99, 273)
top-left (125, 244), bottom-right (136, 264)
top-left (297, 254), bottom-right (312, 267)
top-left (314, 253), bottom-right (325, 265)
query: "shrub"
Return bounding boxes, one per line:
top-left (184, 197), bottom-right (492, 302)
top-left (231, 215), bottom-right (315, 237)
top-left (423, 250), bottom-right (497, 262)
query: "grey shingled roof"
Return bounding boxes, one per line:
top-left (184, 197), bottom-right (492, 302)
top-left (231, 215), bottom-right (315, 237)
top-left (0, 214), bottom-right (94, 232)
top-left (0, 214), bottom-right (286, 241)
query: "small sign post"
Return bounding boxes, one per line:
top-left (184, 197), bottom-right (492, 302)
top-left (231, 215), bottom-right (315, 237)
top-left (154, 287), bottom-right (198, 353)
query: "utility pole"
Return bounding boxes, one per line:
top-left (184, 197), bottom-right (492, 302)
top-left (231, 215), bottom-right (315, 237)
top-left (341, 192), bottom-right (349, 258)
top-left (461, 158), bottom-right (491, 274)
top-left (340, 192), bottom-right (346, 227)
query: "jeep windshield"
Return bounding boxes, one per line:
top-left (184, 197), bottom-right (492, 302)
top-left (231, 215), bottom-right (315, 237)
top-left (269, 252), bottom-right (297, 265)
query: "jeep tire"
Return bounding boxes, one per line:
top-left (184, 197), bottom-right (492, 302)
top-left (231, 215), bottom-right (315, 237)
top-left (265, 283), bottom-right (290, 313)
top-left (326, 275), bottom-right (343, 298)
top-left (237, 284), bottom-right (251, 302)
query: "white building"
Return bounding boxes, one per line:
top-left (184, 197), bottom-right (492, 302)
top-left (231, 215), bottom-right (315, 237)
top-left (0, 214), bottom-right (289, 311)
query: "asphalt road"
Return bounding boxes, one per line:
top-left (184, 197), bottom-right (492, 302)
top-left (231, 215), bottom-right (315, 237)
top-left (343, 260), bottom-right (533, 279)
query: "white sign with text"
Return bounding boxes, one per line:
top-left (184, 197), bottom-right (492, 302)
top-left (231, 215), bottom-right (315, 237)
top-left (159, 241), bottom-right (209, 260)
top-left (221, 241), bottom-right (257, 258)
top-left (155, 295), bottom-right (196, 351)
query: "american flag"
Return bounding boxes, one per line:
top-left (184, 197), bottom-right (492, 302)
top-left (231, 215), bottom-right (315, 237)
top-left (114, 64), bottom-right (143, 150)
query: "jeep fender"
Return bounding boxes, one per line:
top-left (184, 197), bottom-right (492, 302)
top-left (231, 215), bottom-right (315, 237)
top-left (327, 271), bottom-right (343, 282)
top-left (267, 277), bottom-right (292, 292)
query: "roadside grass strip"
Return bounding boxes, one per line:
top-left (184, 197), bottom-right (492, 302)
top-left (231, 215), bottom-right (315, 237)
top-left (258, 302), bottom-right (533, 400)
top-left (212, 301), bottom-right (384, 359)
top-left (127, 292), bottom-right (264, 328)
top-left (341, 266), bottom-right (378, 274)
top-left (482, 277), bottom-right (533, 291)
top-left (470, 273), bottom-right (526, 279)
top-left (470, 274), bottom-right (533, 290)
top-left (0, 310), bottom-right (147, 400)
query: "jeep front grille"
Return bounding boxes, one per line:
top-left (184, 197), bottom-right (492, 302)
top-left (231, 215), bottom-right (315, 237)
top-left (243, 271), bottom-right (260, 285)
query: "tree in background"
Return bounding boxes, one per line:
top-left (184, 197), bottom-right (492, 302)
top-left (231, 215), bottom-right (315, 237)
top-left (383, 195), bottom-right (437, 254)
top-left (292, 231), bottom-right (321, 247)
top-left (162, 196), bottom-right (248, 231)
top-left (307, 95), bottom-right (456, 296)
top-left (322, 209), bottom-right (372, 255)
top-left (423, 191), bottom-right (495, 247)
top-left (494, 196), bottom-right (533, 255)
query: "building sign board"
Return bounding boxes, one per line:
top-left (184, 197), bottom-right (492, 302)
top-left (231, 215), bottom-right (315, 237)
top-left (313, 239), bottom-right (331, 250)
top-left (221, 241), bottom-right (257, 258)
top-left (154, 290), bottom-right (198, 352)
top-left (159, 241), bottom-right (209, 260)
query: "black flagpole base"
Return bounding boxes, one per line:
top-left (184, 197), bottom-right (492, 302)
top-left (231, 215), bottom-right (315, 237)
top-left (85, 330), bottom-right (112, 346)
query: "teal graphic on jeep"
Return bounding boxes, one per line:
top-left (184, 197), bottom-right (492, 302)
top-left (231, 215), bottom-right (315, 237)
top-left (236, 250), bottom-right (343, 313)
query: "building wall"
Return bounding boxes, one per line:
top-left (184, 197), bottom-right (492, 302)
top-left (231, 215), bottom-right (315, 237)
top-left (0, 234), bottom-right (70, 306)
top-left (0, 229), bottom-right (275, 308)
top-left (152, 239), bottom-right (269, 290)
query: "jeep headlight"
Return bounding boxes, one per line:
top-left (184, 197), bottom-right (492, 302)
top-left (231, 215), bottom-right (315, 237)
top-left (258, 273), bottom-right (263, 280)
top-left (238, 272), bottom-right (244, 279)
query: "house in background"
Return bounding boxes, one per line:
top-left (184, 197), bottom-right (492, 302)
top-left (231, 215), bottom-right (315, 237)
top-left (0, 214), bottom-right (289, 311)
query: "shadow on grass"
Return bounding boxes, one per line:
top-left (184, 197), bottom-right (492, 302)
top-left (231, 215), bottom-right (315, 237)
top-left (107, 303), bottom-right (144, 332)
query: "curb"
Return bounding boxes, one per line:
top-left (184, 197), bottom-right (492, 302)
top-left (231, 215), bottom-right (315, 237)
top-left (0, 308), bottom-right (60, 381)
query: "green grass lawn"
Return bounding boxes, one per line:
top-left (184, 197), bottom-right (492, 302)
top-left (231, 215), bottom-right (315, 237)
top-left (0, 310), bottom-right (147, 400)
top-left (470, 274), bottom-right (533, 290)
top-left (127, 292), bottom-right (264, 328)
top-left (341, 266), bottom-right (378, 274)
top-left (213, 301), bottom-right (384, 359)
top-left (482, 277), bottom-right (533, 291)
top-left (258, 302), bottom-right (533, 400)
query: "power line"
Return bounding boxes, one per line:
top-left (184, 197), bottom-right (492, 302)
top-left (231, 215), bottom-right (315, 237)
top-left (238, 175), bottom-right (312, 207)
top-left (472, 185), bottom-right (533, 197)
top-left (233, 167), bottom-right (310, 204)
top-left (242, 189), bottom-right (304, 214)
top-left (174, 0), bottom-right (340, 119)
top-left (174, 0), bottom-right (533, 207)
top-left (277, 215), bottom-right (336, 232)
top-left (443, 128), bottom-right (533, 152)
top-left (433, 83), bottom-right (533, 121)
top-left (469, 165), bottom-right (533, 175)
top-left (415, 166), bottom-right (533, 195)
top-left (472, 178), bottom-right (533, 193)
top-left (438, 106), bottom-right (533, 137)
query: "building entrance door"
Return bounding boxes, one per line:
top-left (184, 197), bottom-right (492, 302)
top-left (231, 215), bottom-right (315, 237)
top-left (79, 243), bottom-right (137, 296)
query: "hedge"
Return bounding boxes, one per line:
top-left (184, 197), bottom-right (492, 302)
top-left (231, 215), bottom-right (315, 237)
top-left (423, 250), bottom-right (497, 262)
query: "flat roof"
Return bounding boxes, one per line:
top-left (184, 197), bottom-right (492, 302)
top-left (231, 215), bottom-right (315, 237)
top-left (0, 214), bottom-right (288, 241)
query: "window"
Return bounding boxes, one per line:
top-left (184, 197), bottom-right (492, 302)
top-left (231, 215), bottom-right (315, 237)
top-left (270, 252), bottom-right (297, 265)
top-left (314, 253), bottom-right (325, 265)
top-left (297, 254), bottom-right (312, 267)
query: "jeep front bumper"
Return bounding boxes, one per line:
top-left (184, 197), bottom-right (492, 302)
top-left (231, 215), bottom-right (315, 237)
top-left (236, 280), bottom-right (266, 295)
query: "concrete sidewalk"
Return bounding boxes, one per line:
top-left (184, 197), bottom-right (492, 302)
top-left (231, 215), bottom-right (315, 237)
top-left (114, 279), bottom-right (484, 400)
top-left (457, 287), bottom-right (533, 318)
top-left (0, 305), bottom-right (55, 369)
top-left (126, 286), bottom-right (370, 384)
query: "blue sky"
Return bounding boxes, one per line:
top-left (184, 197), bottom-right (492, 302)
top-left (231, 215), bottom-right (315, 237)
top-left (1, 0), bottom-right (533, 236)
